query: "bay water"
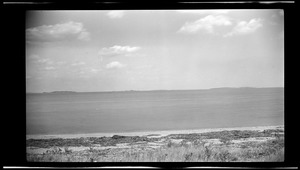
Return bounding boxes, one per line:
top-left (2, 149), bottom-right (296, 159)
top-left (26, 88), bottom-right (284, 135)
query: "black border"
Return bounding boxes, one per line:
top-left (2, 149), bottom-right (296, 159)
top-left (3, 1), bottom-right (297, 169)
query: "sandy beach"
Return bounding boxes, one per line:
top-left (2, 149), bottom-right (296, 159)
top-left (27, 125), bottom-right (284, 140)
top-left (26, 125), bottom-right (284, 162)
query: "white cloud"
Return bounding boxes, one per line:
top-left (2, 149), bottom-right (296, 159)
top-left (26, 21), bottom-right (90, 43)
top-left (224, 18), bottom-right (262, 37)
top-left (106, 61), bottom-right (125, 69)
top-left (28, 56), bottom-right (68, 68)
top-left (36, 58), bottom-right (54, 65)
top-left (98, 45), bottom-right (141, 56)
top-left (78, 68), bottom-right (100, 75)
top-left (107, 11), bottom-right (125, 19)
top-left (44, 66), bottom-right (56, 70)
top-left (178, 15), bottom-right (232, 34)
top-left (111, 45), bottom-right (140, 53)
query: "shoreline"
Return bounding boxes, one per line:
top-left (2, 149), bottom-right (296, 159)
top-left (27, 125), bottom-right (284, 140)
top-left (27, 125), bottom-right (285, 162)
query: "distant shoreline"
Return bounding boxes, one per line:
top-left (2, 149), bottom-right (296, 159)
top-left (26, 86), bottom-right (284, 95)
top-left (26, 125), bottom-right (284, 140)
top-left (43, 91), bottom-right (77, 94)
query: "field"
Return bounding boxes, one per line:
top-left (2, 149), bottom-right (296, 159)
top-left (26, 126), bottom-right (284, 162)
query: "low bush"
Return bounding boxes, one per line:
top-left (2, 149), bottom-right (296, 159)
top-left (27, 129), bottom-right (284, 162)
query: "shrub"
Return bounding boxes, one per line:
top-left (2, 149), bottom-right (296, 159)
top-left (64, 147), bottom-right (72, 154)
top-left (184, 152), bottom-right (193, 162)
top-left (179, 140), bottom-right (190, 148)
top-left (217, 150), bottom-right (230, 162)
top-left (166, 140), bottom-right (175, 148)
top-left (88, 147), bottom-right (98, 153)
top-left (264, 148), bottom-right (284, 162)
top-left (220, 137), bottom-right (232, 145)
top-left (26, 129), bottom-right (284, 162)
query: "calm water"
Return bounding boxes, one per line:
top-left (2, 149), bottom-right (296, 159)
top-left (26, 88), bottom-right (284, 135)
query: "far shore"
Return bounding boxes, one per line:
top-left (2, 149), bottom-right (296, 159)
top-left (27, 125), bottom-right (284, 140)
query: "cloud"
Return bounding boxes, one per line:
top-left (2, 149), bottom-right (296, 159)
top-left (44, 66), bottom-right (56, 70)
top-left (224, 18), bottom-right (262, 37)
top-left (111, 45), bottom-right (140, 53)
top-left (178, 15), bottom-right (232, 34)
top-left (26, 21), bottom-right (90, 43)
top-left (107, 11), bottom-right (125, 19)
top-left (32, 58), bottom-right (57, 71)
top-left (28, 55), bottom-right (68, 72)
top-left (32, 58), bottom-right (54, 65)
top-left (106, 61), bottom-right (125, 69)
top-left (98, 45), bottom-right (141, 57)
top-left (38, 59), bottom-right (53, 64)
top-left (79, 68), bottom-right (100, 75)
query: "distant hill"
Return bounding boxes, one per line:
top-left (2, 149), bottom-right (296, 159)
top-left (27, 87), bottom-right (283, 94)
top-left (43, 91), bottom-right (77, 94)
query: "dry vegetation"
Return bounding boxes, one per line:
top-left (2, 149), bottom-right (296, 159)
top-left (27, 127), bottom-right (284, 162)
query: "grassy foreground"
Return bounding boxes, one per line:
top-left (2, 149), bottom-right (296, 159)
top-left (27, 127), bottom-right (284, 162)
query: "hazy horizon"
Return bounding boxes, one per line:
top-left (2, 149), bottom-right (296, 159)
top-left (27, 86), bottom-right (284, 94)
top-left (26, 10), bottom-right (284, 93)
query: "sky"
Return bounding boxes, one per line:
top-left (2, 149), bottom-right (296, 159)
top-left (26, 10), bottom-right (284, 93)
